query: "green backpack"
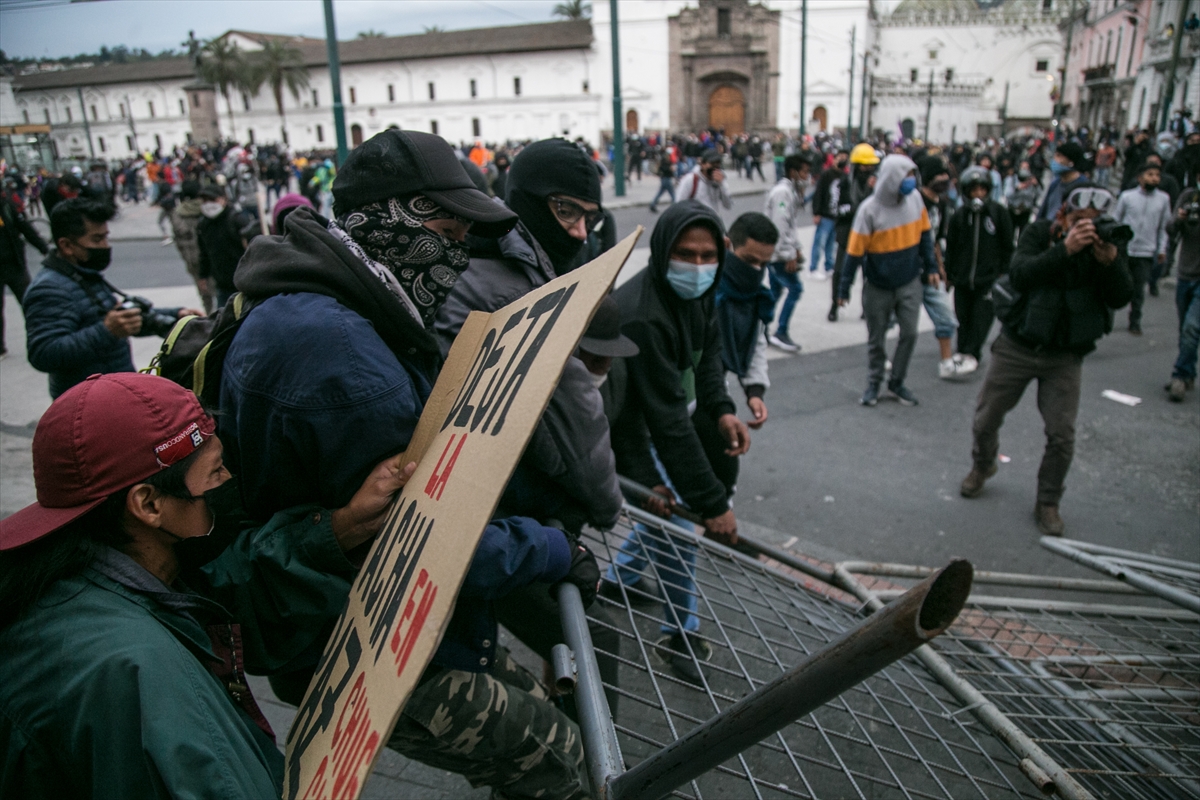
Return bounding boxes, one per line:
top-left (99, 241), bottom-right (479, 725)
top-left (143, 293), bottom-right (258, 408)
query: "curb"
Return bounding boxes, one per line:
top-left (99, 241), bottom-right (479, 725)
top-left (604, 185), bottom-right (768, 210)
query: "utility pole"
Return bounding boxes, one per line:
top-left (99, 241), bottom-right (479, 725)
top-left (1158, 0), bottom-right (1192, 133)
top-left (847, 25), bottom-right (856, 141)
top-left (858, 48), bottom-right (869, 140)
top-left (610, 0), bottom-right (625, 197)
top-left (1053, 0), bottom-right (1078, 138)
top-left (322, 0), bottom-right (349, 165)
top-left (923, 69), bottom-right (934, 141)
top-left (799, 0), bottom-right (808, 135)
top-left (1000, 80), bottom-right (1010, 137)
top-left (124, 93), bottom-right (139, 153)
top-left (77, 86), bottom-right (95, 159)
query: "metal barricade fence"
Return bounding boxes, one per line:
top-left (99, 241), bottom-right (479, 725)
top-left (561, 501), bottom-right (1199, 800)
top-left (1040, 536), bottom-right (1200, 614)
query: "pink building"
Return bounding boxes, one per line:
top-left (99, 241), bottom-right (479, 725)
top-left (1061, 0), bottom-right (1153, 136)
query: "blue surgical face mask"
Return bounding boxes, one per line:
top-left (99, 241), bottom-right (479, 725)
top-left (666, 259), bottom-right (718, 299)
top-left (1050, 159), bottom-right (1070, 176)
top-left (899, 176), bottom-right (917, 196)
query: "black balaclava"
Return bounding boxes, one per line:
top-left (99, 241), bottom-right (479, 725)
top-left (505, 138), bottom-right (602, 273)
top-left (336, 194), bottom-right (469, 326)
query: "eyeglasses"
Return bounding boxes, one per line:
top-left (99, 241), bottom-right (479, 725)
top-left (548, 195), bottom-right (604, 230)
top-left (1065, 186), bottom-right (1115, 213)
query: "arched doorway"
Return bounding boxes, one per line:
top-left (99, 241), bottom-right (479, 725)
top-left (900, 118), bottom-right (915, 140)
top-left (813, 105), bottom-right (828, 132)
top-left (625, 109), bottom-right (639, 134)
top-left (708, 86), bottom-right (745, 134)
top-left (350, 124), bottom-right (363, 147)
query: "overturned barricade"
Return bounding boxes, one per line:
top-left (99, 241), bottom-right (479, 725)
top-left (558, 497), bottom-right (1199, 800)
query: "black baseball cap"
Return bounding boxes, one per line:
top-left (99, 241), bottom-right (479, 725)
top-left (578, 296), bottom-right (639, 358)
top-left (332, 129), bottom-right (517, 237)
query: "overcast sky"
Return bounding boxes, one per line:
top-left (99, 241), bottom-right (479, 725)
top-left (0, 0), bottom-right (569, 60)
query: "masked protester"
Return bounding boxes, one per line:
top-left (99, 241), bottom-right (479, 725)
top-left (23, 199), bottom-right (203, 398)
top-left (196, 186), bottom-right (255, 309)
top-left (218, 129), bottom-right (596, 800)
top-left (762, 154), bottom-right (811, 352)
top-left (829, 143), bottom-right (880, 321)
top-left (1113, 163), bottom-right (1171, 334)
top-left (605, 201), bottom-right (751, 686)
top-left (432, 137), bottom-right (626, 718)
top-left (915, 155), bottom-right (964, 380)
top-left (0, 373), bottom-right (418, 799)
top-left (1037, 142), bottom-right (1091, 222)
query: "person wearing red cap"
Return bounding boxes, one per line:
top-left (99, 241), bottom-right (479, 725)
top-left (0, 372), bottom-right (417, 798)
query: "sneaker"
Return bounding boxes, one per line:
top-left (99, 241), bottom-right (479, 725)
top-left (888, 381), bottom-right (918, 406)
top-left (960, 462), bottom-right (998, 498)
top-left (160, 236), bottom-right (173, 246)
top-left (1035, 502), bottom-right (1065, 536)
top-left (860, 382), bottom-right (880, 406)
top-left (649, 206), bottom-right (659, 213)
top-left (654, 632), bottom-right (712, 685)
top-left (938, 358), bottom-right (960, 380)
top-left (599, 579), bottom-right (660, 607)
top-left (957, 354), bottom-right (979, 375)
top-left (1129, 324), bottom-right (1143, 336)
top-left (1149, 283), bottom-right (1159, 297)
top-left (811, 270), bottom-right (828, 281)
top-left (1167, 377), bottom-right (1187, 403)
top-left (768, 330), bottom-right (800, 352)
top-left (827, 304), bottom-right (839, 322)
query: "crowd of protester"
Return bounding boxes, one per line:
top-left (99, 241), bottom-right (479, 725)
top-left (0, 112), bottom-right (1197, 799)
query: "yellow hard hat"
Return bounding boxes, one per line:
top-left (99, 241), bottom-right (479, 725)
top-left (850, 143), bottom-right (881, 165)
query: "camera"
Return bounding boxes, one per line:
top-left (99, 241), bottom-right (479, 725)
top-left (117, 295), bottom-right (177, 337)
top-left (1093, 217), bottom-right (1134, 246)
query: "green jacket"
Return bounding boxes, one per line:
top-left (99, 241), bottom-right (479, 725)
top-left (0, 505), bottom-right (356, 799)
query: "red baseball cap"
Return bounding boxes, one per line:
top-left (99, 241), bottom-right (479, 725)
top-left (0, 373), bottom-right (215, 551)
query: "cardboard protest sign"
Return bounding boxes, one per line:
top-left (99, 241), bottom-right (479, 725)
top-left (283, 227), bottom-right (644, 800)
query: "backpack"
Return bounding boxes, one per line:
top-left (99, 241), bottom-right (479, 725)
top-left (143, 293), bottom-right (258, 408)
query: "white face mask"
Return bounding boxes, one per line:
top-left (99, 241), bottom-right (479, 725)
top-left (200, 202), bottom-right (224, 219)
top-left (588, 371), bottom-right (608, 389)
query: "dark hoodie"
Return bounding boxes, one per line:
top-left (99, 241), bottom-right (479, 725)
top-left (611, 201), bottom-right (737, 519)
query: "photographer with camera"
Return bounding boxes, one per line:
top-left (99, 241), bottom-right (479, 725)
top-left (960, 184), bottom-right (1133, 536)
top-left (1113, 163), bottom-right (1171, 335)
top-left (1165, 185), bottom-right (1200, 402)
top-left (24, 199), bottom-right (204, 399)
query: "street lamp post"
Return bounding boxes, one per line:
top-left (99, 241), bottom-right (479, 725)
top-left (610, 0), bottom-right (625, 197)
top-left (847, 26), bottom-right (856, 142)
top-left (799, 0), bottom-right (808, 136)
top-left (322, 0), bottom-right (350, 165)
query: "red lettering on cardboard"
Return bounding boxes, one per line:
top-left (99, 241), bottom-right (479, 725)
top-left (390, 569), bottom-right (439, 676)
top-left (302, 671), bottom-right (380, 799)
top-left (423, 433), bottom-right (467, 501)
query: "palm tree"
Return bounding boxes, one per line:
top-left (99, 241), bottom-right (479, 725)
top-left (198, 37), bottom-right (253, 136)
top-left (552, 0), bottom-right (591, 20)
top-left (356, 29), bottom-right (386, 39)
top-left (245, 40), bottom-right (310, 144)
top-left (423, 25), bottom-right (445, 33)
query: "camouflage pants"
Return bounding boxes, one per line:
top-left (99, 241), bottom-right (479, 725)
top-left (388, 646), bottom-right (588, 800)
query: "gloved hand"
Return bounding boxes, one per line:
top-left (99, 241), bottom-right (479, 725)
top-left (559, 541), bottom-right (600, 608)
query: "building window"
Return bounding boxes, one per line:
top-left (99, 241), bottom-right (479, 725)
top-left (148, 101), bottom-right (155, 118)
top-left (928, 49), bottom-right (938, 60)
top-left (22, 109), bottom-right (29, 124)
top-left (312, 89), bottom-right (319, 106)
top-left (179, 98), bottom-right (186, 115)
top-left (910, 68), bottom-right (919, 83)
top-left (242, 93), bottom-right (250, 111)
top-left (282, 127), bottom-right (289, 144)
top-left (387, 84), bottom-right (395, 102)
top-left (247, 128), bottom-right (254, 144)
top-left (193, 93), bottom-right (200, 107)
top-left (1036, 58), bottom-right (1050, 72)
top-left (98, 136), bottom-right (106, 152)
top-left (583, 80), bottom-right (589, 93)
top-left (155, 133), bottom-right (162, 150)
top-left (514, 77), bottom-right (522, 96)
top-left (1042, 0), bottom-right (1052, 10)
top-left (186, 132), bottom-right (194, 145)
top-left (316, 124), bottom-right (324, 142)
top-left (44, 108), bottom-right (51, 124)
top-left (349, 86), bottom-right (357, 104)
top-left (65, 107), bottom-right (72, 122)
top-left (91, 104), bottom-right (98, 120)
top-left (430, 120), bottom-right (439, 134)
top-left (944, 68), bottom-right (954, 83)
top-left (428, 82), bottom-right (436, 100)
top-left (119, 103), bottom-right (126, 118)
top-left (470, 78), bottom-right (477, 98)
top-left (126, 135), bottom-right (134, 150)
top-left (717, 8), bottom-right (731, 37)
top-left (472, 117), bottom-right (481, 137)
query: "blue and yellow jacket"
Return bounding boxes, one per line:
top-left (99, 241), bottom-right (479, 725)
top-left (838, 155), bottom-right (938, 297)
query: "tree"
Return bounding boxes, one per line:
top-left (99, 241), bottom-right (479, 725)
top-left (244, 40), bottom-right (311, 144)
top-left (198, 37), bottom-right (254, 136)
top-left (552, 0), bottom-right (591, 20)
top-left (423, 25), bottom-right (445, 33)
top-left (356, 29), bottom-right (386, 38)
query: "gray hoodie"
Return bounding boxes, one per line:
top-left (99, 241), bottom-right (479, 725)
top-left (1113, 185), bottom-right (1171, 258)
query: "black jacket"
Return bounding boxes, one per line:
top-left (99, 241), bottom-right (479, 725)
top-left (0, 196), bottom-right (48, 272)
top-left (1004, 220), bottom-right (1134, 355)
top-left (812, 167), bottom-right (843, 217)
top-left (611, 201), bottom-right (736, 519)
top-left (197, 206), bottom-right (251, 292)
top-left (945, 200), bottom-right (1014, 289)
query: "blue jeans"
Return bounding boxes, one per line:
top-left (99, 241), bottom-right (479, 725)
top-left (767, 261), bottom-right (803, 335)
top-left (650, 176), bottom-right (675, 210)
top-left (604, 449), bottom-right (699, 635)
top-left (1174, 278), bottom-right (1200, 381)
top-left (810, 217), bottom-right (837, 272)
top-left (922, 282), bottom-right (958, 340)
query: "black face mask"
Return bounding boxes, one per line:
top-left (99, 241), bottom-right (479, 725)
top-left (173, 477), bottom-right (252, 570)
top-left (507, 189), bottom-right (586, 273)
top-left (76, 246), bottom-right (112, 271)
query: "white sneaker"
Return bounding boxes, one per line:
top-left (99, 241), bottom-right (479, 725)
top-left (957, 354), bottom-right (979, 375)
top-left (938, 358), bottom-right (959, 380)
top-left (810, 270), bottom-right (828, 281)
top-left (160, 237), bottom-right (173, 246)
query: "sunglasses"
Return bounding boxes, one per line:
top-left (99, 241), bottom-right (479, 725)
top-left (548, 195), bottom-right (604, 230)
top-left (1064, 186), bottom-right (1115, 213)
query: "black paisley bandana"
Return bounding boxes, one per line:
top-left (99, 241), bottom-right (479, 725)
top-left (337, 194), bottom-right (470, 325)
